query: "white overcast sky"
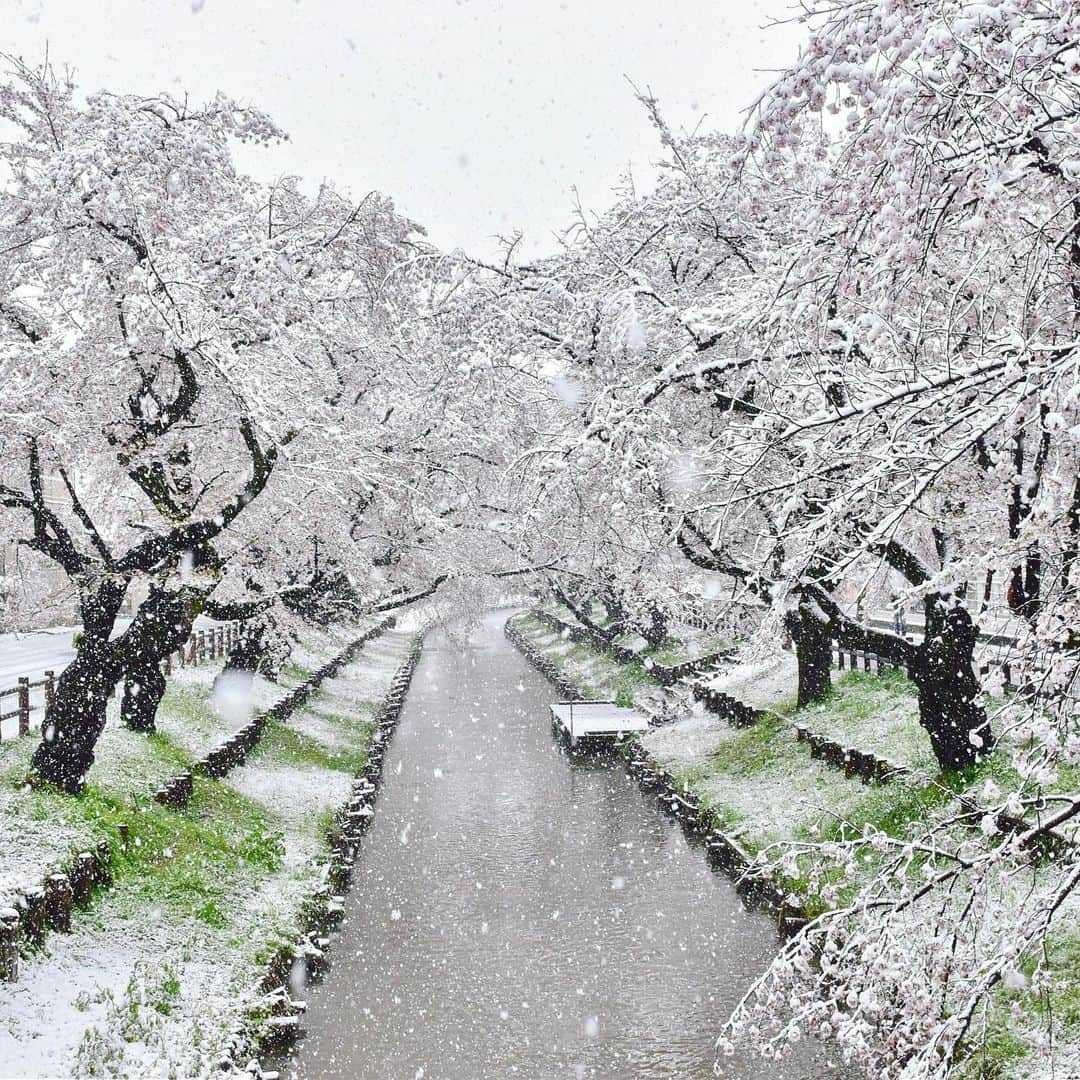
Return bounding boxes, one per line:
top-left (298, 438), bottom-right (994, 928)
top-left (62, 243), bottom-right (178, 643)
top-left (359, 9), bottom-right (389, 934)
top-left (4, 0), bottom-right (806, 258)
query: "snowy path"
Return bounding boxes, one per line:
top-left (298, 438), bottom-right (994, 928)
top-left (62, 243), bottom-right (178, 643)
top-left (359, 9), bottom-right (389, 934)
top-left (286, 610), bottom-right (844, 1080)
top-left (0, 615), bottom-right (231, 686)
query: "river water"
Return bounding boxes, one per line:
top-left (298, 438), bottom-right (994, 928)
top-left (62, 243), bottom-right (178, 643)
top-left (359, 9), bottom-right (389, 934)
top-left (286, 610), bottom-right (843, 1079)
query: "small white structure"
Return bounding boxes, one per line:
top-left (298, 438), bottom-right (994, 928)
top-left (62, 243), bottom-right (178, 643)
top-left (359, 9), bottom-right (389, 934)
top-left (549, 700), bottom-right (648, 747)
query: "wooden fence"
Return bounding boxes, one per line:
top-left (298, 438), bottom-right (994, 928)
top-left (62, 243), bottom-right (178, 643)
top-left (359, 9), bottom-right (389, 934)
top-left (0, 672), bottom-right (55, 739)
top-left (830, 640), bottom-right (1025, 694)
top-left (831, 643), bottom-right (907, 677)
top-left (0, 621), bottom-right (242, 742)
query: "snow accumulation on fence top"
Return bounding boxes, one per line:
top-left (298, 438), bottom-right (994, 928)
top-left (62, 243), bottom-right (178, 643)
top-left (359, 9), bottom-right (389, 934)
top-left (0, 620), bottom-right (416, 1080)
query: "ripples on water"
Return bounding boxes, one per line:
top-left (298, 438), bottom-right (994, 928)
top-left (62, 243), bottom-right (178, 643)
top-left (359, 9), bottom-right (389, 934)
top-left (284, 610), bottom-right (846, 1079)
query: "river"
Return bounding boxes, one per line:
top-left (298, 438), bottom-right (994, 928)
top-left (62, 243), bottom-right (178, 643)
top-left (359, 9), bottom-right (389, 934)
top-left (285, 609), bottom-right (843, 1079)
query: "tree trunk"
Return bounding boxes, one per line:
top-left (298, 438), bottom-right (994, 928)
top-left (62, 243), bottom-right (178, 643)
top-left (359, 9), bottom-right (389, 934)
top-left (121, 662), bottom-right (166, 734)
top-left (641, 603), bottom-right (668, 648)
top-left (118, 585), bottom-right (200, 733)
top-left (786, 605), bottom-right (833, 708)
top-left (910, 594), bottom-right (991, 770)
top-left (31, 581), bottom-right (128, 792)
top-left (31, 642), bottom-right (121, 792)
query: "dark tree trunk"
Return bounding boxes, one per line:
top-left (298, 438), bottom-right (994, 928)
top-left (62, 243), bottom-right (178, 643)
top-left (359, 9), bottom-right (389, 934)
top-left (121, 662), bottom-right (166, 734)
top-left (551, 585), bottom-right (620, 643)
top-left (910, 595), bottom-right (991, 770)
top-left (599, 589), bottom-right (626, 632)
top-left (31, 644), bottom-right (121, 792)
top-left (31, 580), bottom-right (128, 792)
top-left (119, 585), bottom-right (200, 733)
top-left (641, 603), bottom-right (667, 648)
top-left (786, 604), bottom-right (833, 708)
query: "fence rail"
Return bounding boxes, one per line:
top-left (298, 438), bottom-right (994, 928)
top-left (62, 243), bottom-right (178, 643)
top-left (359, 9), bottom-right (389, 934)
top-left (828, 640), bottom-right (1069, 699)
top-left (0, 621), bottom-right (242, 743)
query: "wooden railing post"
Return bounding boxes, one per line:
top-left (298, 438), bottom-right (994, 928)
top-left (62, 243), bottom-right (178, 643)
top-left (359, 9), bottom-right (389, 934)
top-left (45, 874), bottom-right (72, 933)
top-left (21, 886), bottom-right (46, 947)
top-left (44, 670), bottom-right (55, 708)
top-left (17, 678), bottom-right (30, 736)
top-left (0, 908), bottom-right (19, 982)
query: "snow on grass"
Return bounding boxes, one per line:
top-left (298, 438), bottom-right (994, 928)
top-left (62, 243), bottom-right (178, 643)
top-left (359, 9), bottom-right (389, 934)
top-left (0, 767), bottom-right (98, 905)
top-left (0, 921), bottom-right (231, 1079)
top-left (511, 613), bottom-right (658, 708)
top-left (228, 763), bottom-right (352, 840)
top-left (0, 777), bottom-right (294, 1077)
top-left (0, 621), bottom-right (418, 1079)
top-left (0, 681), bottom-right (205, 907)
top-left (703, 650), bottom-right (798, 710)
top-left (644, 709), bottom-right (911, 853)
top-left (796, 668), bottom-right (932, 771)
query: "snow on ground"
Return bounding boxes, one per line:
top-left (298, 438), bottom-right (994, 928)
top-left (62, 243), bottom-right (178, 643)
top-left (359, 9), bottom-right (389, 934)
top-left (643, 709), bottom-right (730, 763)
top-left (288, 628), bottom-right (413, 748)
top-left (703, 650), bottom-right (798, 710)
top-left (228, 763), bottom-right (353, 840)
top-left (643, 712), bottom-right (892, 846)
top-left (0, 776), bottom-right (97, 907)
top-left (796, 670), bottom-right (932, 770)
top-left (285, 623), bottom-right (356, 679)
top-left (0, 620), bottom-right (416, 1079)
top-left (0, 898), bottom-right (243, 1078)
top-left (0, 690), bottom-right (196, 907)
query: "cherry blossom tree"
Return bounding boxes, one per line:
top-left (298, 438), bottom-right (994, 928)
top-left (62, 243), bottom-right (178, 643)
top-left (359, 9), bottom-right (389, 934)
top-left (0, 57), bottom-right (421, 787)
top-left (710, 0), bottom-right (1080, 1072)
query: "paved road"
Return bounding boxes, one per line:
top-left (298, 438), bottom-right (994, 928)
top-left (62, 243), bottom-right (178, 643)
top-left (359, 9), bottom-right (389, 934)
top-left (0, 625), bottom-right (100, 692)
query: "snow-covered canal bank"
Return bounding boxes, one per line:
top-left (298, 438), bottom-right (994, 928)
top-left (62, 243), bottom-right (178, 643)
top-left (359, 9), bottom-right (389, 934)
top-left (286, 610), bottom-right (844, 1079)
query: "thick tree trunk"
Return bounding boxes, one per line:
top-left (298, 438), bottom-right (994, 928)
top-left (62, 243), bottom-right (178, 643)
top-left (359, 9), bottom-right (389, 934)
top-left (31, 643), bottom-right (121, 792)
top-left (121, 662), bottom-right (166, 734)
top-left (31, 581), bottom-right (128, 792)
top-left (645, 603), bottom-right (668, 648)
top-left (551, 585), bottom-right (620, 643)
top-left (786, 604), bottom-right (833, 708)
top-left (119, 585), bottom-right (199, 733)
top-left (910, 595), bottom-right (991, 770)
